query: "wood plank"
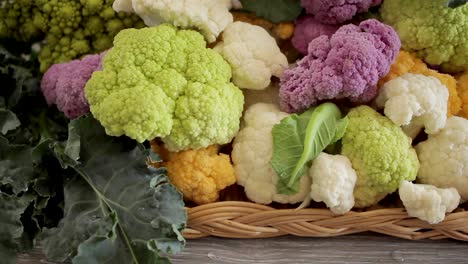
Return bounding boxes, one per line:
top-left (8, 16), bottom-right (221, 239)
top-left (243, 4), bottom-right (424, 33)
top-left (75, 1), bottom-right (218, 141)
top-left (17, 235), bottom-right (468, 264)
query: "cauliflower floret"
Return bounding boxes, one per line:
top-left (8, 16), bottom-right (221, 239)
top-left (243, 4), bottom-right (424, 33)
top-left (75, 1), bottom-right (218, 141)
top-left (41, 51), bottom-right (106, 119)
top-left (84, 24), bottom-right (243, 151)
top-left (457, 72), bottom-right (468, 119)
top-left (415, 116), bottom-right (468, 201)
top-left (214, 22), bottom-right (288, 90)
top-left (308, 153), bottom-right (357, 215)
top-left (399, 181), bottom-right (460, 224)
top-left (376, 73), bottom-right (448, 138)
top-left (113, 0), bottom-right (233, 42)
top-left (341, 106), bottom-right (419, 208)
top-left (378, 51), bottom-right (461, 117)
top-left (150, 143), bottom-right (236, 205)
top-left (280, 19), bottom-right (400, 113)
top-left (232, 103), bottom-right (311, 204)
top-left (380, 0), bottom-right (468, 72)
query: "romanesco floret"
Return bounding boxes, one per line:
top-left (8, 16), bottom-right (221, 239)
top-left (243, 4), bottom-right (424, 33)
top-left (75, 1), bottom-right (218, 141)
top-left (380, 0), bottom-right (468, 73)
top-left (85, 24), bottom-right (244, 151)
top-left (340, 106), bottom-right (419, 208)
top-left (0, 0), bottom-right (144, 72)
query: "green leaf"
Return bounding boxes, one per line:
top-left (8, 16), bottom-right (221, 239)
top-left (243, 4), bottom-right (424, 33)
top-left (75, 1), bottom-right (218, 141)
top-left (270, 103), bottom-right (347, 195)
top-left (0, 136), bottom-right (35, 194)
top-left (43, 116), bottom-right (187, 263)
top-left (0, 109), bottom-right (20, 135)
top-left (240, 0), bottom-right (302, 23)
top-left (446, 0), bottom-right (468, 8)
top-left (0, 193), bottom-right (32, 264)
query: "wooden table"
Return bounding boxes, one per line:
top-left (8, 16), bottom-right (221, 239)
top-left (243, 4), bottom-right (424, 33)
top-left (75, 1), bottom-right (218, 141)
top-left (17, 234), bottom-right (468, 263)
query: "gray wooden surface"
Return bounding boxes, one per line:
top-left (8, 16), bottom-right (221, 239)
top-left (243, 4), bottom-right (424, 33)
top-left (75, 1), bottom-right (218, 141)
top-left (17, 234), bottom-right (468, 264)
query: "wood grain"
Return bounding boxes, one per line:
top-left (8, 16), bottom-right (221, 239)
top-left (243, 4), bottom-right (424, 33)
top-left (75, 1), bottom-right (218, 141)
top-left (17, 234), bottom-right (468, 264)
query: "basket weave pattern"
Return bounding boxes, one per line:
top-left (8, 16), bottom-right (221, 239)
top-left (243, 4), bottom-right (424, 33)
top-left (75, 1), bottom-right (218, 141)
top-left (183, 201), bottom-right (468, 241)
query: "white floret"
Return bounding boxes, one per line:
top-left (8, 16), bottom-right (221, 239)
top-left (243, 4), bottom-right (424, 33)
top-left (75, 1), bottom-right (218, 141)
top-left (232, 103), bottom-right (311, 204)
top-left (415, 116), bottom-right (468, 201)
top-left (308, 153), bottom-right (357, 215)
top-left (375, 73), bottom-right (448, 138)
top-left (214, 22), bottom-right (288, 90)
top-left (399, 181), bottom-right (460, 224)
top-left (113, 0), bottom-right (233, 43)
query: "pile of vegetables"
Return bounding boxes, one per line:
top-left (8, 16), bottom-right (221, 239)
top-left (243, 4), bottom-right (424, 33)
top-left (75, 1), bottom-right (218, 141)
top-left (1, 0), bottom-right (467, 262)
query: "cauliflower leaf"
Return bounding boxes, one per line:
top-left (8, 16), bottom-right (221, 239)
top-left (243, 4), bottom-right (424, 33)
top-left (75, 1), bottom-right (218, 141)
top-left (240, 0), bottom-right (302, 23)
top-left (271, 102), bottom-right (348, 195)
top-left (42, 116), bottom-right (186, 263)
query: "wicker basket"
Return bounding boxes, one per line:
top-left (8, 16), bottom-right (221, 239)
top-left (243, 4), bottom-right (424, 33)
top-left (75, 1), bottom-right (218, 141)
top-left (183, 199), bottom-right (468, 241)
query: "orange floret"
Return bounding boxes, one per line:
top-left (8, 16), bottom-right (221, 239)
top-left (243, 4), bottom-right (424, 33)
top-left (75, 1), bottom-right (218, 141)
top-left (379, 51), bottom-right (461, 116)
top-left (457, 72), bottom-right (468, 119)
top-left (150, 142), bottom-right (236, 205)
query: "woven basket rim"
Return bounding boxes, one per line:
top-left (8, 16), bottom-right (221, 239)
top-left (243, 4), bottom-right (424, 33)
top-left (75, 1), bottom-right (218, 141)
top-left (183, 201), bottom-right (468, 241)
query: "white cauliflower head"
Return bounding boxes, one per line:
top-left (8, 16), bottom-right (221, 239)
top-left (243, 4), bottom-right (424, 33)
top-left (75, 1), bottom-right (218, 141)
top-left (415, 116), bottom-right (468, 201)
top-left (232, 103), bottom-right (311, 204)
top-left (376, 73), bottom-right (448, 138)
top-left (308, 153), bottom-right (357, 215)
top-left (399, 181), bottom-right (460, 224)
top-left (113, 0), bottom-right (233, 42)
top-left (214, 21), bottom-right (288, 90)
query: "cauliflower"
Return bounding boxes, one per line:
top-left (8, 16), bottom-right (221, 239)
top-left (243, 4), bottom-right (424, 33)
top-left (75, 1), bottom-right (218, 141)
top-left (399, 181), bottom-right (460, 224)
top-left (41, 52), bottom-right (106, 119)
top-left (457, 72), bottom-right (468, 118)
top-left (380, 0), bottom-right (468, 73)
top-left (280, 19), bottom-right (400, 113)
top-left (376, 73), bottom-right (448, 138)
top-left (291, 16), bottom-right (340, 55)
top-left (85, 24), bottom-right (244, 151)
top-left (150, 143), bottom-right (236, 205)
top-left (416, 116), bottom-right (468, 201)
top-left (341, 106), bottom-right (419, 208)
top-left (232, 103), bottom-right (311, 204)
top-left (308, 153), bottom-right (357, 215)
top-left (301, 0), bottom-right (382, 24)
top-left (379, 51), bottom-right (461, 117)
top-left (214, 22), bottom-right (288, 90)
top-left (112, 0), bottom-right (233, 43)
top-left (0, 0), bottom-right (144, 72)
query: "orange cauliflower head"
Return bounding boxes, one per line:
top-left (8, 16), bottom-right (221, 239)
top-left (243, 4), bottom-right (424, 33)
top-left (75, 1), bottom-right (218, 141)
top-left (457, 72), bottom-right (468, 119)
top-left (150, 142), bottom-right (236, 205)
top-left (379, 51), bottom-right (461, 117)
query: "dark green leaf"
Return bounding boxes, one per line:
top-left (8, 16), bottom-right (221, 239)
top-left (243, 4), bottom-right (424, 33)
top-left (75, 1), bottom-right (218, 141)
top-left (446, 0), bottom-right (468, 8)
top-left (0, 193), bottom-right (32, 264)
top-left (0, 137), bottom-right (35, 194)
top-left (43, 116), bottom-right (186, 263)
top-left (0, 109), bottom-right (20, 135)
top-left (240, 0), bottom-right (302, 23)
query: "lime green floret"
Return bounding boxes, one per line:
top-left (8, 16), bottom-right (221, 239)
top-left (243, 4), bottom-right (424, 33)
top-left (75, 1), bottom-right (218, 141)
top-left (85, 24), bottom-right (244, 151)
top-left (380, 0), bottom-right (468, 73)
top-left (340, 106), bottom-right (419, 208)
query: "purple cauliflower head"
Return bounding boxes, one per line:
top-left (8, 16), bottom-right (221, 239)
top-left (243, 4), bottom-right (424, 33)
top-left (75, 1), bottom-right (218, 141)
top-left (301, 0), bottom-right (382, 24)
top-left (292, 16), bottom-right (340, 55)
top-left (41, 52), bottom-right (106, 119)
top-left (279, 19), bottom-right (400, 113)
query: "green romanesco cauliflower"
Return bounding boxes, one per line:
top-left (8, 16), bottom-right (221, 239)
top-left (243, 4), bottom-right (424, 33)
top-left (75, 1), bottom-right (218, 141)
top-left (0, 0), bottom-right (144, 72)
top-left (380, 0), bottom-right (468, 73)
top-left (340, 106), bottom-right (420, 208)
top-left (85, 24), bottom-right (244, 151)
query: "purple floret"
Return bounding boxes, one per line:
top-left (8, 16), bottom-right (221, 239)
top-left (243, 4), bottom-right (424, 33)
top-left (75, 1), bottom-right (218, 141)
top-left (301, 0), bottom-right (382, 24)
top-left (292, 16), bottom-right (340, 55)
top-left (41, 52), bottom-right (106, 119)
top-left (279, 19), bottom-right (400, 113)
